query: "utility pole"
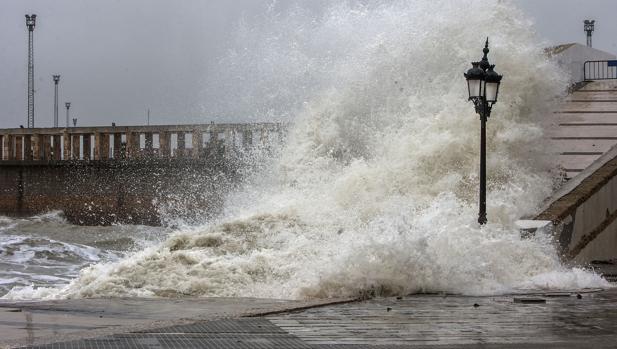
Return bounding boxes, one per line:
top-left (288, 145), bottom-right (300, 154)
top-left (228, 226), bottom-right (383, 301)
top-left (584, 19), bottom-right (595, 48)
top-left (25, 14), bottom-right (36, 128)
top-left (53, 75), bottom-right (60, 127)
top-left (65, 102), bottom-right (71, 128)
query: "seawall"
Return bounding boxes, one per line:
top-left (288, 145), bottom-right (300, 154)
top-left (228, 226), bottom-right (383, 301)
top-left (0, 158), bottom-right (237, 225)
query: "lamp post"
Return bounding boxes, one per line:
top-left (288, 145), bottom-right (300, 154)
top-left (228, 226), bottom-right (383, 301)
top-left (53, 75), bottom-right (60, 127)
top-left (65, 102), bottom-right (71, 128)
top-left (464, 38), bottom-right (503, 225)
top-left (25, 14), bottom-right (37, 128)
top-left (584, 20), bottom-right (595, 48)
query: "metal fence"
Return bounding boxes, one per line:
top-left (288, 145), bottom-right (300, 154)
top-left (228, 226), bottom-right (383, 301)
top-left (584, 60), bottom-right (617, 80)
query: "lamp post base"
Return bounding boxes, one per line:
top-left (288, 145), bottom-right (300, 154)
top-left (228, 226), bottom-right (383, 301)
top-left (478, 214), bottom-right (487, 225)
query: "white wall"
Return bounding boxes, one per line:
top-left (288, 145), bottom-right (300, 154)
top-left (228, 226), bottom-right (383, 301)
top-left (550, 43), bottom-right (616, 83)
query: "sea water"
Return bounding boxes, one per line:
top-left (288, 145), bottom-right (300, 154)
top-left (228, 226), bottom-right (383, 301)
top-left (0, 212), bottom-right (168, 297)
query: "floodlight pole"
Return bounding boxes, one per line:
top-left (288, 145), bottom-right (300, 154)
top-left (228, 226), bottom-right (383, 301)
top-left (53, 75), bottom-right (60, 127)
top-left (584, 20), bottom-right (595, 48)
top-left (25, 14), bottom-right (37, 128)
top-left (65, 102), bottom-right (71, 128)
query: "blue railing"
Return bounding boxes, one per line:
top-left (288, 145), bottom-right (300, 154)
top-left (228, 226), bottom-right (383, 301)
top-left (583, 60), bottom-right (617, 80)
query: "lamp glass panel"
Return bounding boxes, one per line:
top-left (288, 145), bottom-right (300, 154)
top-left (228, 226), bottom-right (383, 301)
top-left (467, 79), bottom-right (483, 98)
top-left (485, 82), bottom-right (499, 102)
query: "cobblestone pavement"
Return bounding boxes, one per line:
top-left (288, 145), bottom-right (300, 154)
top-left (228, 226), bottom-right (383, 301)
top-left (6, 289), bottom-right (617, 348)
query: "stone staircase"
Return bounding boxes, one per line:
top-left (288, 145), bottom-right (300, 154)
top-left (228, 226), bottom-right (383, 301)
top-left (551, 80), bottom-right (617, 179)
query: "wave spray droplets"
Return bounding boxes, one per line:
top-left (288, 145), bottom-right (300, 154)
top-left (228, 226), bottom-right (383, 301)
top-left (4, 0), bottom-right (610, 300)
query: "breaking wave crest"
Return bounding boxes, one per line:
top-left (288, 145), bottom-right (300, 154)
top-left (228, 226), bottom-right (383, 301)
top-left (4, 0), bottom-right (610, 300)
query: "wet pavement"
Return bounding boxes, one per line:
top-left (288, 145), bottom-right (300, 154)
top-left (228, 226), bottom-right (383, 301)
top-left (0, 297), bottom-right (353, 348)
top-left (269, 289), bottom-right (617, 348)
top-left (3, 289), bottom-right (617, 348)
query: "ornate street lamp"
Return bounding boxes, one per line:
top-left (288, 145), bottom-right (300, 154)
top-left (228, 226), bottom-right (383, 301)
top-left (464, 38), bottom-right (502, 225)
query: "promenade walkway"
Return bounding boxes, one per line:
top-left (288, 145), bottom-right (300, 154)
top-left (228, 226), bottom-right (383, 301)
top-left (2, 288), bottom-right (617, 348)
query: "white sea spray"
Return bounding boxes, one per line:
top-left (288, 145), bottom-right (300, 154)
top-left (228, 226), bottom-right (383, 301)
top-left (3, 0), bottom-right (610, 300)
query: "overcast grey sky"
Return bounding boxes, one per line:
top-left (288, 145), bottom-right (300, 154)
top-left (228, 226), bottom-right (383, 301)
top-left (515, 0), bottom-right (617, 53)
top-left (1, 0), bottom-right (616, 128)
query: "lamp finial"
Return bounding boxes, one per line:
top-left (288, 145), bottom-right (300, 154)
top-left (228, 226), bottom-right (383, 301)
top-left (480, 38), bottom-right (490, 71)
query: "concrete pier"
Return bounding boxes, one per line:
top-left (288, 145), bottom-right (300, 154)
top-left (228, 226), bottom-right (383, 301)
top-left (0, 123), bottom-right (284, 225)
top-left (0, 123), bottom-right (281, 162)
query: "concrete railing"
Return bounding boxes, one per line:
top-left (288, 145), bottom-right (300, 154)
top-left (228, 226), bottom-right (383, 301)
top-left (0, 123), bottom-right (283, 161)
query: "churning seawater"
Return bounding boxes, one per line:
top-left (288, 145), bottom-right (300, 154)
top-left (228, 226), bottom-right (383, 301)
top-left (1, 0), bottom-right (611, 300)
top-left (0, 212), bottom-right (169, 297)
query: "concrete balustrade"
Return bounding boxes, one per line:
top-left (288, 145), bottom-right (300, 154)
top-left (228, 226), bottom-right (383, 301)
top-left (113, 133), bottom-right (122, 159)
top-left (83, 134), bottom-right (91, 160)
top-left (15, 137), bottom-right (23, 160)
top-left (1, 135), bottom-right (12, 160)
top-left (0, 123), bottom-right (282, 162)
top-left (71, 134), bottom-right (81, 160)
top-left (176, 132), bottom-right (186, 157)
top-left (192, 130), bottom-right (201, 159)
top-left (243, 130), bottom-right (253, 149)
top-left (126, 132), bottom-right (139, 158)
top-left (144, 132), bottom-right (154, 155)
top-left (23, 136), bottom-right (32, 160)
top-left (43, 135), bottom-right (52, 160)
top-left (159, 131), bottom-right (170, 157)
top-left (53, 135), bottom-right (62, 160)
top-left (31, 134), bottom-right (41, 160)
